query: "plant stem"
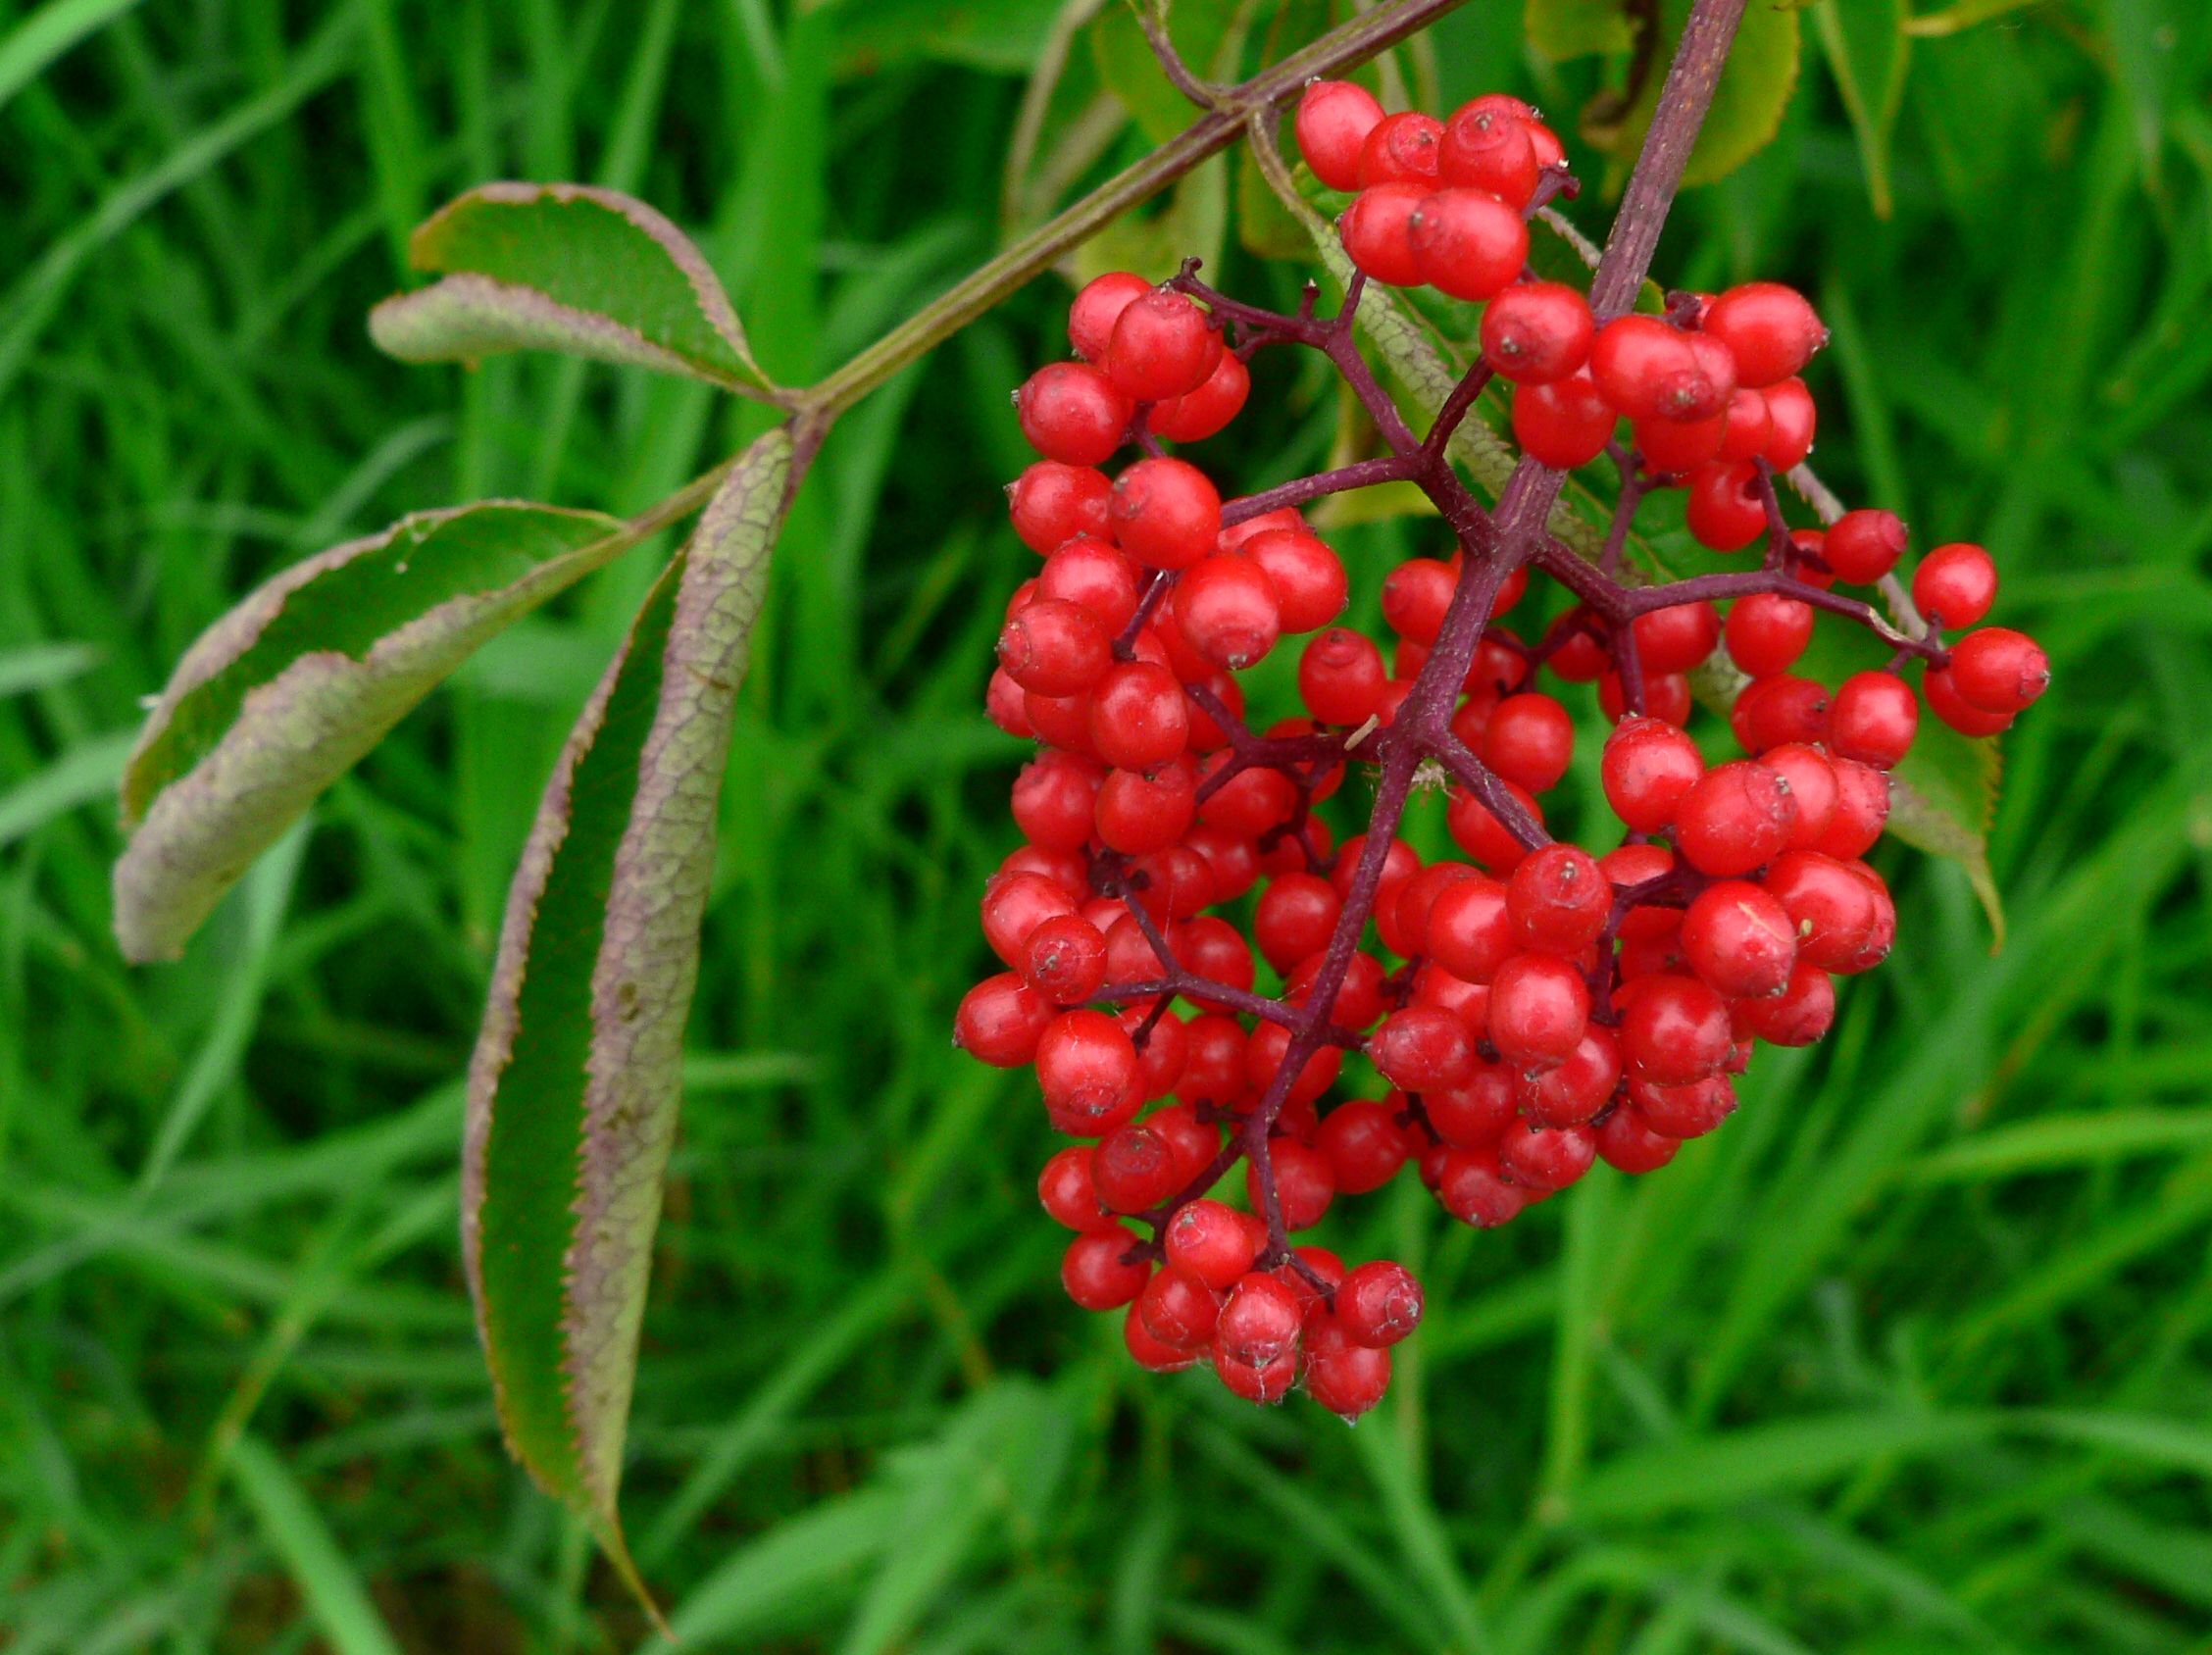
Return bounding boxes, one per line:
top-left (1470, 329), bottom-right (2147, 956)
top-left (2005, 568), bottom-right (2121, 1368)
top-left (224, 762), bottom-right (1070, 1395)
top-left (803, 0), bottom-right (1476, 419)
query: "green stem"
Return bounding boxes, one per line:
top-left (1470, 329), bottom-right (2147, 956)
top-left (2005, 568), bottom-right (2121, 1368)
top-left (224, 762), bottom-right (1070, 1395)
top-left (802, 0), bottom-right (1475, 419)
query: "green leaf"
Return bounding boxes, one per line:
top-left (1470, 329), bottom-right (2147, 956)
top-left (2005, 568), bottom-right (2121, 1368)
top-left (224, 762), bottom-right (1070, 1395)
top-left (828, 0), bottom-right (1069, 75)
top-left (114, 501), bottom-right (635, 963)
top-left (1076, 155), bottom-right (1229, 285)
top-left (463, 426), bottom-right (793, 1607)
top-left (1526, 0), bottom-right (1636, 60)
top-left (1089, 0), bottom-right (1242, 145)
top-left (1814, 0), bottom-right (1910, 218)
top-left (1609, 0), bottom-right (1804, 187)
top-left (369, 183), bottom-right (774, 395)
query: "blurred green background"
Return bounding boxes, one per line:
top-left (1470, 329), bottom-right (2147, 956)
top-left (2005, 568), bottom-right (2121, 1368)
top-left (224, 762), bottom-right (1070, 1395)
top-left (6, 0), bottom-right (2212, 1650)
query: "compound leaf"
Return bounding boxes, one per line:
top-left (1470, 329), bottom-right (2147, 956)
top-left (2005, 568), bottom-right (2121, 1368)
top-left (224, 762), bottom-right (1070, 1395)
top-left (115, 501), bottom-right (634, 962)
top-left (464, 426), bottom-right (793, 1605)
top-left (370, 183), bottom-right (774, 396)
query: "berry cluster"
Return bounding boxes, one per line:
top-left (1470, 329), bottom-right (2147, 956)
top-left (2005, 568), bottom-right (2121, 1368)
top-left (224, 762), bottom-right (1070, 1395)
top-left (954, 80), bottom-right (2048, 1422)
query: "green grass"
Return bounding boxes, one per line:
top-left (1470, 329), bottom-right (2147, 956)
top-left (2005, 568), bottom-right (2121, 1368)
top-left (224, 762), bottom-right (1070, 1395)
top-left (5, 1), bottom-right (2211, 1650)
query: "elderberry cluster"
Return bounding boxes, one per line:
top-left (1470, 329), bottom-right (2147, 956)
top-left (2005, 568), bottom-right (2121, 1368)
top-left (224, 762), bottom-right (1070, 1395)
top-left (952, 79), bottom-right (2049, 1423)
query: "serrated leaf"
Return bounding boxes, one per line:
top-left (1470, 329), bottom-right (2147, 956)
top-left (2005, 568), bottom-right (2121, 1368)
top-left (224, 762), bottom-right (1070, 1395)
top-left (370, 183), bottom-right (774, 396)
top-left (1608, 0), bottom-right (1802, 187)
top-left (114, 502), bottom-right (634, 962)
top-left (1814, 0), bottom-right (1910, 218)
top-left (1527, 0), bottom-right (1636, 60)
top-left (464, 426), bottom-right (793, 1605)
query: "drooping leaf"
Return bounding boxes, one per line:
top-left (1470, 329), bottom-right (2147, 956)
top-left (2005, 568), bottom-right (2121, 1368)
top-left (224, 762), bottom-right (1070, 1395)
top-left (1607, 0), bottom-right (1803, 187)
top-left (114, 502), bottom-right (635, 962)
top-left (369, 183), bottom-right (775, 396)
top-left (464, 426), bottom-right (793, 1603)
top-left (1814, 0), bottom-right (1910, 218)
top-left (1526, 0), bottom-right (1636, 61)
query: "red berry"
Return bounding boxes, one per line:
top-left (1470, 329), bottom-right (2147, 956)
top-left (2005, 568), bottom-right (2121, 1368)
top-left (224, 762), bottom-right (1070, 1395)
top-left (1037, 536), bottom-right (1141, 633)
top-left (1684, 459), bottom-right (1768, 552)
top-left (1009, 461), bottom-right (1113, 553)
top-left (1947, 627), bottom-right (2049, 714)
top-left (1176, 553), bottom-right (1282, 670)
top-left (1111, 456), bottom-right (1222, 571)
top-left (1487, 951), bottom-right (1590, 1070)
top-left (1382, 557), bottom-right (1457, 645)
top-left (1911, 542), bottom-right (1997, 627)
top-left (1718, 387), bottom-right (1774, 463)
top-left (1216, 1272), bottom-right (1306, 1369)
top-left (1925, 665), bottom-right (2014, 736)
top-left (1813, 759), bottom-right (1890, 860)
top-left (1407, 189), bottom-right (1529, 301)
top-left (1725, 592), bottom-right (1813, 677)
top-left (1505, 843), bottom-right (1610, 954)
top-left (1299, 627), bottom-right (1388, 725)
top-left (1062, 1226), bottom-right (1148, 1310)
top-left (1761, 376), bottom-right (1817, 469)
top-left (1094, 760), bottom-right (1196, 855)
top-left (1017, 361), bottom-right (1132, 466)
top-left (1090, 1120), bottom-right (1181, 1213)
top-left (1241, 528), bottom-right (1347, 632)
top-left (1620, 975), bottom-right (1732, 1085)
top-left (1519, 1027), bottom-right (1623, 1128)
top-left (1591, 316), bottom-right (1731, 423)
top-left (1357, 111), bottom-right (1443, 186)
top-left (1595, 1106), bottom-right (1680, 1173)
top-left (1438, 105), bottom-right (1540, 206)
top-left (1426, 875), bottom-right (1515, 983)
top-left (1732, 674), bottom-right (1831, 753)
top-left (1602, 716), bottom-right (1704, 831)
top-left (1383, 861), bottom-right (1477, 959)
top-left (1105, 288), bottom-right (1220, 403)
top-left (1038, 1145), bottom-right (1106, 1229)
top-left (980, 869), bottom-right (1078, 967)
top-left (1445, 779), bottom-right (1545, 873)
top-left (1673, 760), bottom-right (1797, 876)
top-left (1165, 1198), bottom-right (1262, 1290)
top-left (1436, 1146), bottom-right (1529, 1225)
top-left (997, 596), bottom-right (1111, 695)
top-left (1631, 1073), bottom-right (1735, 1138)
top-left (1633, 601), bottom-right (1722, 675)
top-left (1336, 1260), bottom-right (1424, 1347)
top-left (1634, 410), bottom-right (1726, 474)
top-left (1481, 281), bottom-right (1594, 384)
top-left (1136, 1264), bottom-right (1222, 1348)
top-left (1022, 912), bottom-right (1109, 1005)
top-left (1338, 182), bottom-right (1429, 287)
top-left (1068, 271), bottom-right (1151, 364)
top-left (1316, 1100), bottom-right (1410, 1194)
top-left (1703, 281), bottom-right (1826, 388)
top-left (1215, 1346), bottom-right (1298, 1403)
top-left (1304, 1317), bottom-right (1394, 1418)
top-left (1152, 350), bottom-right (1252, 443)
top-left (1513, 370), bottom-right (1616, 468)
top-left (1497, 1118), bottom-right (1595, 1191)
top-left (1296, 79), bottom-right (1386, 191)
top-left (1084, 661), bottom-right (1186, 771)
top-left (1253, 873), bottom-right (1341, 975)
top-left (954, 971), bottom-right (1054, 1067)
top-left (1371, 1005), bottom-right (1477, 1092)
top-left (1759, 741), bottom-right (1838, 851)
top-left (1681, 880), bottom-right (1797, 1000)
top-left (1825, 509), bottom-right (1907, 583)
top-left (1253, 1137), bottom-right (1337, 1230)
top-left (1010, 749), bottom-right (1101, 850)
top-left (1482, 691), bottom-right (1574, 792)
top-left (1036, 1009), bottom-right (1142, 1135)
top-left (1762, 849), bottom-right (1877, 970)
top-left (1828, 670), bottom-right (1919, 769)
top-left (1736, 960), bottom-right (1836, 1045)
